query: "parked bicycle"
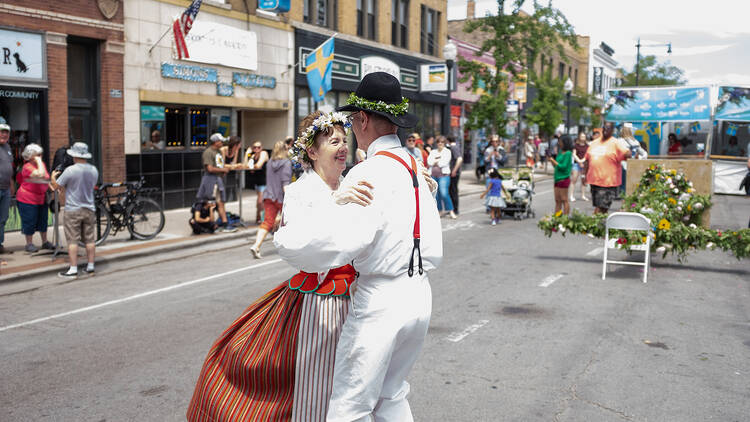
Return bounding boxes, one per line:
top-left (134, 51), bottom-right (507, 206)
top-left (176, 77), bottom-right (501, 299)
top-left (92, 177), bottom-right (165, 245)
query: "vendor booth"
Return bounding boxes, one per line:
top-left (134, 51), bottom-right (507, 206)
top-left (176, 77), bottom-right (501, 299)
top-left (711, 86), bottom-right (750, 195)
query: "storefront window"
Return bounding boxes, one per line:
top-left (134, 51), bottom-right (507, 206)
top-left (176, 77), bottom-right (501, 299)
top-left (210, 108), bottom-right (231, 137)
top-left (0, 87), bottom-right (47, 170)
top-left (140, 104), bottom-right (231, 152)
top-left (409, 101), bottom-right (441, 138)
top-left (190, 108), bottom-right (209, 147)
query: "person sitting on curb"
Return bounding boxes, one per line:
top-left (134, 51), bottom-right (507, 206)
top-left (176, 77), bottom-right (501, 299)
top-left (50, 142), bottom-right (99, 279)
top-left (190, 200), bottom-right (219, 235)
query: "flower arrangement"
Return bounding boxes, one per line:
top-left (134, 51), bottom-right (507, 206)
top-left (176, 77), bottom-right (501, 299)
top-left (345, 93), bottom-right (409, 116)
top-left (290, 112), bottom-right (351, 168)
top-left (538, 164), bottom-right (750, 260)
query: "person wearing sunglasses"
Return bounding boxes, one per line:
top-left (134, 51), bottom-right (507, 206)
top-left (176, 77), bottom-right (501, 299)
top-left (243, 141), bottom-right (270, 224)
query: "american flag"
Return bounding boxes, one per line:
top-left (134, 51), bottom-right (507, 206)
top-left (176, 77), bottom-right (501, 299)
top-left (173, 0), bottom-right (203, 59)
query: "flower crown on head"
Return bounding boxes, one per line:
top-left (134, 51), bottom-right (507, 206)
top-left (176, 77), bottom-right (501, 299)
top-left (345, 93), bottom-right (409, 116)
top-left (290, 112), bottom-right (351, 168)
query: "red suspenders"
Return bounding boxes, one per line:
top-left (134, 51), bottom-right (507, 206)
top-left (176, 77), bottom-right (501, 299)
top-left (375, 150), bottom-right (423, 277)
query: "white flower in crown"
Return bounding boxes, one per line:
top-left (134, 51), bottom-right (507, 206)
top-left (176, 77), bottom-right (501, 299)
top-left (290, 112), bottom-right (351, 168)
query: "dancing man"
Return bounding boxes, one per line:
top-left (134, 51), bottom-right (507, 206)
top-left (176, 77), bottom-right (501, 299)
top-left (275, 72), bottom-right (443, 421)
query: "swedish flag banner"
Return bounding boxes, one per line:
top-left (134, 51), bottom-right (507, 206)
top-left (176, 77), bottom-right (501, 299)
top-left (306, 36), bottom-right (335, 103)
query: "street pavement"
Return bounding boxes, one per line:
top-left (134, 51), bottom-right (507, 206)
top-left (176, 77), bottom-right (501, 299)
top-left (1, 176), bottom-right (748, 421)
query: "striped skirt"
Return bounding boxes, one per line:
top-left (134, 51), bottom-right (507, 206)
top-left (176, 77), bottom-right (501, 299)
top-left (187, 266), bottom-right (354, 422)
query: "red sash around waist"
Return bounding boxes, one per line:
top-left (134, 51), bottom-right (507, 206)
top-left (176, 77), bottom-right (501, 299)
top-left (288, 264), bottom-right (356, 297)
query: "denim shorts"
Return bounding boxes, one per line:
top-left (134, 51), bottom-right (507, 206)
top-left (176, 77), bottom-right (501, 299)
top-left (17, 201), bottom-right (49, 235)
top-left (572, 162), bottom-right (583, 172)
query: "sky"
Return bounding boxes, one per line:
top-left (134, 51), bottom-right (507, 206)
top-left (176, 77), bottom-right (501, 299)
top-left (447, 0), bottom-right (750, 86)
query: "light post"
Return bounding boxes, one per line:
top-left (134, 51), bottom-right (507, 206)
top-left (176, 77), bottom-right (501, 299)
top-left (564, 77), bottom-right (573, 134)
top-left (635, 37), bottom-right (672, 86)
top-left (442, 39), bottom-right (457, 137)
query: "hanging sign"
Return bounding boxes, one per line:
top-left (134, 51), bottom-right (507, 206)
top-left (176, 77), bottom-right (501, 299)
top-left (161, 62), bottom-right (218, 83)
top-left (513, 73), bottom-right (527, 103)
top-left (419, 63), bottom-right (447, 92)
top-left (258, 0), bottom-right (290, 13)
top-left (604, 87), bottom-right (711, 121)
top-left (0, 28), bottom-right (45, 82)
top-left (183, 21), bottom-right (258, 71)
top-left (232, 72), bottom-right (276, 89)
top-left (361, 56), bottom-right (400, 81)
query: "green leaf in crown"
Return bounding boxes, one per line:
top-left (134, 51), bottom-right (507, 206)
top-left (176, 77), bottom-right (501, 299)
top-left (346, 93), bottom-right (409, 116)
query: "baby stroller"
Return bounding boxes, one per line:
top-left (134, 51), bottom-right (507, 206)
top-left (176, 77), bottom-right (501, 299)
top-left (498, 168), bottom-right (535, 220)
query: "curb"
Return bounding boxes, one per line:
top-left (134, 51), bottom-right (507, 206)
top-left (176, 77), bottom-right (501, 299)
top-left (0, 227), bottom-right (258, 284)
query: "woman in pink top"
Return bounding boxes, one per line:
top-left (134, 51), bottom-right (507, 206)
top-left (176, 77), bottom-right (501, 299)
top-left (15, 144), bottom-right (53, 252)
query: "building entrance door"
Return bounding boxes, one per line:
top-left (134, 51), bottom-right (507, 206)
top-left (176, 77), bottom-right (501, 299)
top-left (67, 38), bottom-right (100, 170)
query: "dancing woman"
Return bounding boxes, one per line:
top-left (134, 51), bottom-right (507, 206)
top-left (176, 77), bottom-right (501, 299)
top-left (187, 111), bottom-right (364, 421)
top-left (187, 111), bottom-right (435, 421)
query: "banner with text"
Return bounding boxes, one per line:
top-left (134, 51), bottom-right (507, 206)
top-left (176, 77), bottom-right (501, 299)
top-left (604, 86), bottom-right (711, 122)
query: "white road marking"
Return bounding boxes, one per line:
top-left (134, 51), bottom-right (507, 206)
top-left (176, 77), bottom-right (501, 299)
top-left (0, 258), bottom-right (284, 333)
top-left (446, 320), bottom-right (489, 342)
top-left (586, 247), bottom-right (604, 257)
top-left (442, 220), bottom-right (477, 232)
top-left (539, 273), bottom-right (564, 287)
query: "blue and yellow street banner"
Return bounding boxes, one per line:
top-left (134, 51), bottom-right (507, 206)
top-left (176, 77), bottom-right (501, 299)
top-left (715, 86), bottom-right (750, 121)
top-left (604, 86), bottom-right (711, 122)
top-left (306, 37), bottom-right (335, 103)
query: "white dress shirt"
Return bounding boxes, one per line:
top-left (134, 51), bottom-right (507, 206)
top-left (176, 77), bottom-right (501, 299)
top-left (274, 134), bottom-right (443, 277)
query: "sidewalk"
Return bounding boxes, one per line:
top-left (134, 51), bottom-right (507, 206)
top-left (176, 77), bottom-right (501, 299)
top-left (0, 172), bottom-right (531, 282)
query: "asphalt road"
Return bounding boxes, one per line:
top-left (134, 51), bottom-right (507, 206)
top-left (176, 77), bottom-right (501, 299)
top-left (1, 177), bottom-right (748, 421)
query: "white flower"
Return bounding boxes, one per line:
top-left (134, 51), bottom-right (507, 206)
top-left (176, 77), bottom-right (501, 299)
top-left (656, 246), bottom-right (666, 253)
top-left (706, 242), bottom-right (715, 249)
top-left (667, 177), bottom-right (673, 184)
top-left (676, 174), bottom-right (682, 180)
top-left (693, 202), bottom-right (703, 210)
top-left (670, 184), bottom-right (676, 189)
top-left (689, 223), bottom-right (697, 229)
top-left (673, 189), bottom-right (679, 194)
top-left (677, 206), bottom-right (682, 212)
top-left (688, 181), bottom-right (693, 187)
top-left (558, 224), bottom-right (566, 233)
top-left (587, 233), bottom-right (595, 238)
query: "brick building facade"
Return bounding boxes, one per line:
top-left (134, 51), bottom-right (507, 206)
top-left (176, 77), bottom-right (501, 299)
top-left (0, 1), bottom-right (125, 183)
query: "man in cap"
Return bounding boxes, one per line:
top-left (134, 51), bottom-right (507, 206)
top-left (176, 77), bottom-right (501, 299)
top-left (0, 121), bottom-right (13, 253)
top-left (50, 142), bottom-right (99, 278)
top-left (196, 133), bottom-right (236, 232)
top-left (405, 132), bottom-right (422, 163)
top-left (274, 72), bottom-right (443, 421)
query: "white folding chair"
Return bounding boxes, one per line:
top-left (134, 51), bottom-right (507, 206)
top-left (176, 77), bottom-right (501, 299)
top-left (602, 212), bottom-right (652, 283)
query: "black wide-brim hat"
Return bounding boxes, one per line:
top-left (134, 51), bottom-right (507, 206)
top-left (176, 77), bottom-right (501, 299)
top-left (337, 72), bottom-right (418, 128)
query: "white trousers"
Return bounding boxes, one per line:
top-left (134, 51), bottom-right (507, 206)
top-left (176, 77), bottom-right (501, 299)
top-left (326, 273), bottom-right (432, 422)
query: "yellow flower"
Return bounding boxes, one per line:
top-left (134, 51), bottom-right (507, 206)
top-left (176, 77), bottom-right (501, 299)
top-left (642, 236), bottom-right (648, 243)
top-left (650, 188), bottom-right (656, 192)
top-left (555, 210), bottom-right (562, 217)
top-left (668, 198), bottom-right (677, 205)
top-left (687, 205), bottom-right (692, 211)
top-left (670, 169), bottom-right (676, 175)
top-left (658, 219), bottom-right (671, 230)
top-left (655, 174), bottom-right (661, 180)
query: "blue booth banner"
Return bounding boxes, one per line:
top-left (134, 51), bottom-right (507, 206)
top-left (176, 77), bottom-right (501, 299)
top-left (604, 87), bottom-right (711, 122)
top-left (161, 62), bottom-right (218, 83)
top-left (715, 86), bottom-right (750, 121)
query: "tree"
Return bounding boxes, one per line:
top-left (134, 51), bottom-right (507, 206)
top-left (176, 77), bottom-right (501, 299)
top-left (457, 0), bottom-right (578, 136)
top-left (569, 88), bottom-right (603, 130)
top-left (525, 69), bottom-right (564, 136)
top-left (620, 55), bottom-right (686, 86)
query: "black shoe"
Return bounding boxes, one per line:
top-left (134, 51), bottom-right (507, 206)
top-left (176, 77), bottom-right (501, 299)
top-left (84, 267), bottom-right (95, 276)
top-left (58, 270), bottom-right (78, 279)
top-left (41, 241), bottom-right (54, 250)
